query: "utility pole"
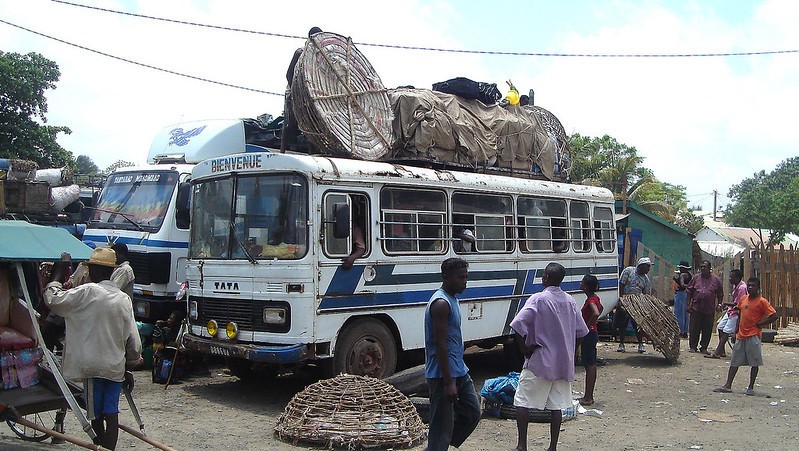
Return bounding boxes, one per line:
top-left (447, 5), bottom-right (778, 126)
top-left (712, 190), bottom-right (718, 221)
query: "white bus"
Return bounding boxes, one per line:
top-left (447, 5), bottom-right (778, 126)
top-left (183, 151), bottom-right (619, 380)
top-left (82, 119), bottom-right (269, 324)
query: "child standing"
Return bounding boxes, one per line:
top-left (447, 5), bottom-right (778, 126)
top-left (579, 274), bottom-right (603, 406)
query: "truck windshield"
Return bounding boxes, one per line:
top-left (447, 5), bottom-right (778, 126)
top-left (90, 171), bottom-right (179, 232)
top-left (189, 173), bottom-right (308, 260)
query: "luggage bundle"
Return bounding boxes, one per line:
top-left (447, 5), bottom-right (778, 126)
top-left (287, 31), bottom-right (571, 182)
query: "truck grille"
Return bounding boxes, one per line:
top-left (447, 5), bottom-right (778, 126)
top-left (128, 251), bottom-right (171, 285)
top-left (195, 297), bottom-right (290, 333)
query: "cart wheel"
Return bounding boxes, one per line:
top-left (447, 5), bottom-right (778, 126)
top-left (6, 409), bottom-right (61, 442)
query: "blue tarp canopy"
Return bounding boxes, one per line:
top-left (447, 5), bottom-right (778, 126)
top-left (0, 220), bottom-right (92, 262)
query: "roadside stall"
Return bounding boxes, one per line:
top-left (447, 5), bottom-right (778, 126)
top-left (0, 220), bottom-right (174, 450)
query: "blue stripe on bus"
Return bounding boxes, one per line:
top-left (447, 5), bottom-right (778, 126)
top-left (82, 235), bottom-right (189, 249)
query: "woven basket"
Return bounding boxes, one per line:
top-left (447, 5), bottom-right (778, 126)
top-left (274, 373), bottom-right (426, 449)
top-left (619, 294), bottom-right (681, 363)
top-left (291, 32), bottom-right (394, 161)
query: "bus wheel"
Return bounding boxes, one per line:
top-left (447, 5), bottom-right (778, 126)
top-left (333, 318), bottom-right (397, 379)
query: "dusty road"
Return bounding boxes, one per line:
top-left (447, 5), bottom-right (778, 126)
top-left (1, 338), bottom-right (796, 450)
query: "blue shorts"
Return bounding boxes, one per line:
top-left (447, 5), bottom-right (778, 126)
top-left (581, 330), bottom-right (599, 366)
top-left (84, 378), bottom-right (122, 419)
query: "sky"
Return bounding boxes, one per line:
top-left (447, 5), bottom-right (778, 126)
top-left (2, 0), bottom-right (798, 212)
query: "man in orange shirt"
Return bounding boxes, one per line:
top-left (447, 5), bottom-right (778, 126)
top-left (713, 277), bottom-right (777, 396)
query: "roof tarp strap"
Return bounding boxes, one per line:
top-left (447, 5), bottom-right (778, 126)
top-left (15, 263), bottom-right (98, 440)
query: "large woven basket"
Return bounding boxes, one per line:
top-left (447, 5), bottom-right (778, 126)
top-left (291, 32), bottom-right (394, 161)
top-left (619, 294), bottom-right (681, 363)
top-left (274, 373), bottom-right (426, 449)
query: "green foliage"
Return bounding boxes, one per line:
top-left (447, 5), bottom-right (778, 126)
top-left (725, 157), bottom-right (799, 244)
top-left (569, 133), bottom-right (695, 231)
top-left (74, 155), bottom-right (99, 174)
top-left (0, 51), bottom-right (73, 168)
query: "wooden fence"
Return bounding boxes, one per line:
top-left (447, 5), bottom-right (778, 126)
top-left (634, 243), bottom-right (677, 302)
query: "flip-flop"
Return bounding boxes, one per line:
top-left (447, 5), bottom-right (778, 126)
top-left (704, 354), bottom-right (721, 359)
top-left (578, 398), bottom-right (594, 406)
top-left (745, 388), bottom-right (755, 396)
top-left (713, 387), bottom-right (732, 393)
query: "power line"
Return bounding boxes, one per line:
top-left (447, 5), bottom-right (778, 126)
top-left (0, 19), bottom-right (283, 96)
top-left (52, 0), bottom-right (799, 58)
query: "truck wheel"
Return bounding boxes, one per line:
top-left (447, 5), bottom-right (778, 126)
top-left (333, 318), bottom-right (397, 379)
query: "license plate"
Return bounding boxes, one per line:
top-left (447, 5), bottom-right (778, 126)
top-left (209, 345), bottom-right (231, 357)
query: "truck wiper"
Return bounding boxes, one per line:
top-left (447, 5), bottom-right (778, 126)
top-left (85, 207), bottom-right (145, 231)
top-left (227, 220), bottom-right (258, 265)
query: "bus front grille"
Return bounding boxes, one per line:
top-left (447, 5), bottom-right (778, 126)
top-left (194, 296), bottom-right (290, 333)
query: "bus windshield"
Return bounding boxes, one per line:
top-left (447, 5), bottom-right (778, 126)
top-left (90, 171), bottom-right (179, 232)
top-left (189, 173), bottom-right (308, 260)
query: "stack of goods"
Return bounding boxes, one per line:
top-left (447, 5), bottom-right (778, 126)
top-left (291, 31), bottom-right (394, 161)
top-left (619, 293), bottom-right (681, 362)
top-left (389, 88), bottom-right (570, 181)
top-left (275, 373), bottom-right (426, 449)
top-left (1, 159), bottom-right (80, 215)
top-left (774, 322), bottom-right (799, 346)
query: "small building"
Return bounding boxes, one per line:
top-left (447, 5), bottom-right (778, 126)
top-left (616, 200), bottom-right (694, 267)
top-left (696, 225), bottom-right (799, 263)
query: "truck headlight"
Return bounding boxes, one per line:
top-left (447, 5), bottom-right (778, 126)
top-left (226, 322), bottom-right (238, 339)
top-left (263, 307), bottom-right (287, 324)
top-left (189, 300), bottom-right (198, 320)
top-left (134, 301), bottom-right (150, 318)
top-left (207, 320), bottom-right (218, 337)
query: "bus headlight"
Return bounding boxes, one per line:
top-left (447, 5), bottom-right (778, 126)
top-left (226, 322), bottom-right (239, 339)
top-left (134, 302), bottom-right (150, 318)
top-left (206, 320), bottom-right (218, 337)
top-left (263, 307), bottom-right (287, 324)
top-left (188, 301), bottom-right (198, 320)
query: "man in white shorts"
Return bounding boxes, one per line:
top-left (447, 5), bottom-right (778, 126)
top-left (510, 263), bottom-right (588, 451)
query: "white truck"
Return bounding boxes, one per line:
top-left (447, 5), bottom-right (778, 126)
top-left (82, 118), bottom-right (276, 324)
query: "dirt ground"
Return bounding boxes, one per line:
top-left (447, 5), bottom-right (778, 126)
top-left (1, 337), bottom-right (797, 451)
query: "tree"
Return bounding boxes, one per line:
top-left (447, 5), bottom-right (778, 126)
top-left (74, 155), bottom-right (99, 174)
top-left (725, 157), bottom-right (799, 244)
top-left (103, 160), bottom-right (135, 174)
top-left (0, 51), bottom-right (73, 168)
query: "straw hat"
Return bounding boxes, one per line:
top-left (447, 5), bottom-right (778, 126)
top-left (637, 257), bottom-right (652, 267)
top-left (677, 260), bottom-right (692, 270)
top-left (87, 247), bottom-right (118, 268)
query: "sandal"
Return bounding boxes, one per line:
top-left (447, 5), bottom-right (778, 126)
top-left (713, 387), bottom-right (732, 393)
top-left (578, 398), bottom-right (594, 406)
top-left (745, 388), bottom-right (755, 396)
top-left (704, 354), bottom-right (721, 359)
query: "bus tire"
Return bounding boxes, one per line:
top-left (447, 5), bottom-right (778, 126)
top-left (333, 318), bottom-right (397, 379)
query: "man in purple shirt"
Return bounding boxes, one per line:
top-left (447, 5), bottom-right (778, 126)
top-left (510, 262), bottom-right (589, 451)
top-left (686, 260), bottom-right (724, 354)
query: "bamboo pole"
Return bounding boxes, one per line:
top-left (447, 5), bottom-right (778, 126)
top-left (8, 414), bottom-right (109, 450)
top-left (119, 423), bottom-right (177, 451)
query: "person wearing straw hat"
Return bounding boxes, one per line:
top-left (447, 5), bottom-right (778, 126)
top-left (43, 248), bottom-right (142, 450)
top-left (615, 257), bottom-right (652, 353)
top-left (672, 260), bottom-right (693, 338)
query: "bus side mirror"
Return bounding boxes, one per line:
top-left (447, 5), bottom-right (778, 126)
top-left (333, 203), bottom-right (350, 239)
top-left (176, 182), bottom-right (191, 229)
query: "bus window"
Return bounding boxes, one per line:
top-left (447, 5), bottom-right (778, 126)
top-left (452, 193), bottom-right (513, 253)
top-left (570, 201), bottom-right (591, 252)
top-left (380, 188), bottom-right (446, 254)
top-left (517, 197), bottom-right (568, 253)
top-left (322, 192), bottom-right (370, 260)
top-left (593, 206), bottom-right (616, 253)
